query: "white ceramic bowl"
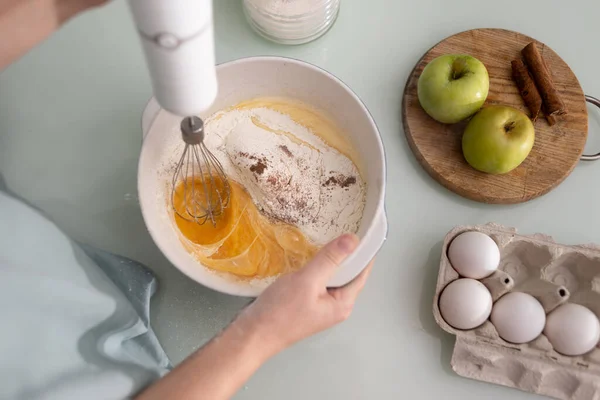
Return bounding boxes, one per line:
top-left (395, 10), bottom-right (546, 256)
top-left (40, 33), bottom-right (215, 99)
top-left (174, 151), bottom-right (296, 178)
top-left (138, 56), bottom-right (387, 297)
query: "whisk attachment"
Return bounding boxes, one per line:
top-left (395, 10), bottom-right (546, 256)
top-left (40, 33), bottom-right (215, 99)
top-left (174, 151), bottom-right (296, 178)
top-left (181, 116), bottom-right (205, 145)
top-left (171, 116), bottom-right (231, 226)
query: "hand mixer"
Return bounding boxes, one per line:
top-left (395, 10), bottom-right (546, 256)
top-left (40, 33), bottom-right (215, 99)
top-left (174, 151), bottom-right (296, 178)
top-left (127, 0), bottom-right (230, 225)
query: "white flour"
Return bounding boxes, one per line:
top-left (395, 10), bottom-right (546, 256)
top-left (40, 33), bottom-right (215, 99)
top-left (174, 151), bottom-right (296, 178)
top-left (246, 0), bottom-right (326, 16)
top-left (243, 0), bottom-right (340, 43)
top-left (203, 106), bottom-right (366, 245)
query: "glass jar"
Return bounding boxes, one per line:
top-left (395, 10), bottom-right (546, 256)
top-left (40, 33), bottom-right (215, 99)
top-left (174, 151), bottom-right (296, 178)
top-left (242, 0), bottom-right (340, 45)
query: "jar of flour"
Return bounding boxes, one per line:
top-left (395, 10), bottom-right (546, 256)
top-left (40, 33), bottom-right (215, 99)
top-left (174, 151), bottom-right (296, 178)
top-left (242, 0), bottom-right (340, 45)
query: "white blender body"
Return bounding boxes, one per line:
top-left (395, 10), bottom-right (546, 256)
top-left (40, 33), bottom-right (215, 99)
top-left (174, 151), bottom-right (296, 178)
top-left (127, 0), bottom-right (217, 117)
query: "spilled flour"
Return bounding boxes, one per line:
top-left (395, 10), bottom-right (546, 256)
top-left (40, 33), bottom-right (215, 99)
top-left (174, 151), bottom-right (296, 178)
top-left (202, 104), bottom-right (366, 245)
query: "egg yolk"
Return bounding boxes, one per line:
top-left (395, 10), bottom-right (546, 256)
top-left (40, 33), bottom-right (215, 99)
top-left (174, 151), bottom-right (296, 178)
top-left (172, 176), bottom-right (318, 279)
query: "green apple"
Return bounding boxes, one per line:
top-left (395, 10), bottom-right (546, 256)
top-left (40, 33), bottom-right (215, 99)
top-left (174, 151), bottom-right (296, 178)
top-left (417, 54), bottom-right (489, 124)
top-left (462, 105), bottom-right (535, 174)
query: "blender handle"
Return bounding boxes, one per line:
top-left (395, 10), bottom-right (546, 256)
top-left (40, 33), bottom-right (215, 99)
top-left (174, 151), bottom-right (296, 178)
top-left (127, 0), bottom-right (218, 117)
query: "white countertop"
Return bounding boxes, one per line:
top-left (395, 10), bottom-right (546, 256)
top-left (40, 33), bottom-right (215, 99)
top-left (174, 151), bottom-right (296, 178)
top-left (1, 0), bottom-right (599, 398)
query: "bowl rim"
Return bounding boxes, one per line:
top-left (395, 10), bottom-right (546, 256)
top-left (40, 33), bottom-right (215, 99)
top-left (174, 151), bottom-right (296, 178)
top-left (137, 55), bottom-right (388, 296)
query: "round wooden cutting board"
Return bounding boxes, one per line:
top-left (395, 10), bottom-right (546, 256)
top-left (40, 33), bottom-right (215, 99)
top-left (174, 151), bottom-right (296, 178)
top-left (402, 28), bottom-right (588, 204)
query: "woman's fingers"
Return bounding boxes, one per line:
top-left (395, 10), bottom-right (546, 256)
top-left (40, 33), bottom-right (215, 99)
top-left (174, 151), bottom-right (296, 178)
top-left (329, 259), bottom-right (375, 304)
top-left (298, 233), bottom-right (359, 284)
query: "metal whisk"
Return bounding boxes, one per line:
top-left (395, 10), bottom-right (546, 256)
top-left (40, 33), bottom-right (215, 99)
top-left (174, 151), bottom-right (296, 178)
top-left (171, 116), bottom-right (231, 226)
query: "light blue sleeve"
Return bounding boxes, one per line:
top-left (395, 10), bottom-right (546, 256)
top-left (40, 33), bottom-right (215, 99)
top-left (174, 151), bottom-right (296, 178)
top-left (0, 188), bottom-right (172, 400)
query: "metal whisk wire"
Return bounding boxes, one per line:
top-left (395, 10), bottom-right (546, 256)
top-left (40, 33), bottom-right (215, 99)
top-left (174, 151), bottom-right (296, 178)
top-left (171, 116), bottom-right (231, 226)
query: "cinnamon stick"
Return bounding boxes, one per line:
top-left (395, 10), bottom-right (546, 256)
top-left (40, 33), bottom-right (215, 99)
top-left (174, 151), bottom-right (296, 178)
top-left (521, 42), bottom-right (566, 119)
top-left (511, 59), bottom-right (542, 121)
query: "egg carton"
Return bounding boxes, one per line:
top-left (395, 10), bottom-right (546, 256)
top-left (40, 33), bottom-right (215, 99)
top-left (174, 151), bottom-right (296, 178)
top-left (433, 223), bottom-right (600, 400)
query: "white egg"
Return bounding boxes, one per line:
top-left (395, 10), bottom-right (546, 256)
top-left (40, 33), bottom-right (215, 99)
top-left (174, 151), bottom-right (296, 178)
top-left (544, 303), bottom-right (600, 356)
top-left (490, 292), bottom-right (546, 344)
top-left (447, 231), bottom-right (500, 279)
top-left (439, 278), bottom-right (493, 330)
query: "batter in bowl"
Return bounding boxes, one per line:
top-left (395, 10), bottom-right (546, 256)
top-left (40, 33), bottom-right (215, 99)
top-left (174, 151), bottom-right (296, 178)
top-left (171, 97), bottom-right (367, 280)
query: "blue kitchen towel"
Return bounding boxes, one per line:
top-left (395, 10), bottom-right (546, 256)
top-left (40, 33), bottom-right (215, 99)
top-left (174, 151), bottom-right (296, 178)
top-left (0, 179), bottom-right (171, 400)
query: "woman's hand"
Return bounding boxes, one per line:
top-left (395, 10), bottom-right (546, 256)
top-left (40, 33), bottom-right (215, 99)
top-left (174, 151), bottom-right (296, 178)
top-left (56, 0), bottom-right (111, 23)
top-left (135, 234), bottom-right (373, 400)
top-left (235, 233), bottom-right (374, 357)
top-left (0, 0), bottom-right (110, 71)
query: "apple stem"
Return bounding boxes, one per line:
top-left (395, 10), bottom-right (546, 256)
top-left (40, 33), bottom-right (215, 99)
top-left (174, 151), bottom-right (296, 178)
top-left (504, 121), bottom-right (516, 133)
top-left (451, 58), bottom-right (469, 80)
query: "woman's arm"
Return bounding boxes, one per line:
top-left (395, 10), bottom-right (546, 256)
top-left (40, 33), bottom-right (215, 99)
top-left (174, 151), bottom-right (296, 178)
top-left (133, 311), bottom-right (273, 400)
top-left (0, 0), bottom-right (108, 70)
top-left (135, 233), bottom-right (374, 400)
